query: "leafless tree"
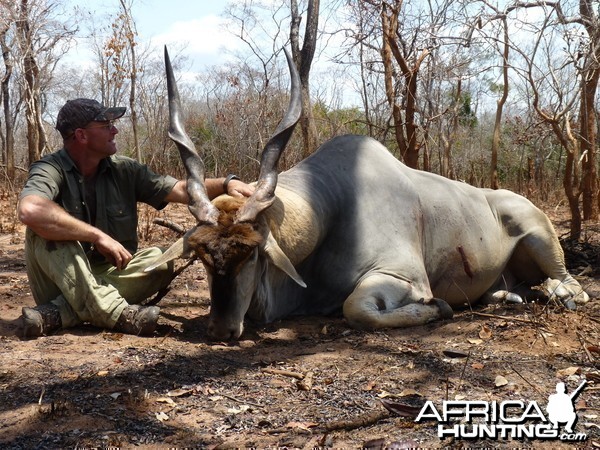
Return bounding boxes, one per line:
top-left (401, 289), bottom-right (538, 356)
top-left (290, 0), bottom-right (319, 157)
top-left (508, 1), bottom-right (599, 238)
top-left (116, 0), bottom-right (141, 162)
top-left (1, 0), bottom-right (76, 168)
top-left (5, 0), bottom-right (75, 165)
top-left (346, 0), bottom-right (476, 170)
top-left (0, 17), bottom-right (15, 179)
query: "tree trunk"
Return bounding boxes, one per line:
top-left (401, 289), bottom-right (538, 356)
top-left (553, 119), bottom-right (582, 239)
top-left (119, 0), bottom-right (141, 162)
top-left (17, 0), bottom-right (41, 164)
top-left (380, 1), bottom-right (428, 169)
top-left (579, 0), bottom-right (600, 222)
top-left (490, 16), bottom-right (509, 190)
top-left (290, 0), bottom-right (319, 159)
top-left (0, 29), bottom-right (14, 179)
top-left (579, 66), bottom-right (599, 221)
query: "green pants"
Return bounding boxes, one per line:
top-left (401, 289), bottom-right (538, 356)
top-left (24, 228), bottom-right (174, 329)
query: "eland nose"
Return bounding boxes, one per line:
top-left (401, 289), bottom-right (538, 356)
top-left (208, 322), bottom-right (242, 341)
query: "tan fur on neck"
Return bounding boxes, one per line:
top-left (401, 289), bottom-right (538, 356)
top-left (188, 192), bottom-right (320, 272)
top-left (187, 196), bottom-right (263, 274)
top-left (263, 187), bottom-right (322, 265)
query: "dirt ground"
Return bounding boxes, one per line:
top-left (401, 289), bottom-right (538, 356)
top-left (1, 190), bottom-right (599, 449)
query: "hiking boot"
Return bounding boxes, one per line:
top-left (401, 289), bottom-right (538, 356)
top-left (113, 305), bottom-right (160, 336)
top-left (21, 303), bottom-right (62, 338)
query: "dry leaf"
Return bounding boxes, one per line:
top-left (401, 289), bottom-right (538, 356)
top-left (380, 398), bottom-right (424, 418)
top-left (398, 388), bottom-right (421, 397)
top-left (362, 438), bottom-right (386, 449)
top-left (556, 366), bottom-right (580, 378)
top-left (286, 421), bottom-right (318, 430)
top-left (156, 397), bottom-right (176, 405)
top-left (468, 338), bottom-right (483, 345)
top-left (587, 345), bottom-right (600, 355)
top-left (167, 388), bottom-right (192, 397)
top-left (363, 380), bottom-right (378, 391)
top-left (495, 375), bottom-right (509, 387)
top-left (227, 405), bottom-right (250, 414)
top-left (97, 370), bottom-right (109, 377)
top-left (586, 371), bottom-right (600, 383)
top-left (479, 325), bottom-right (492, 340)
top-left (443, 349), bottom-right (469, 358)
top-left (471, 362), bottom-right (485, 370)
top-left (155, 411), bottom-right (169, 422)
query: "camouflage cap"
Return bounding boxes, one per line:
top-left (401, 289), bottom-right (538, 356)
top-left (56, 98), bottom-right (126, 137)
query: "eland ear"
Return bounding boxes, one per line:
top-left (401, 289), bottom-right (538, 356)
top-left (263, 231), bottom-right (306, 288)
top-left (144, 228), bottom-right (196, 272)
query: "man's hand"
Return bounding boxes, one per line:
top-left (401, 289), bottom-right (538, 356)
top-left (93, 234), bottom-right (133, 270)
top-left (226, 179), bottom-right (255, 198)
top-left (166, 179), bottom-right (256, 204)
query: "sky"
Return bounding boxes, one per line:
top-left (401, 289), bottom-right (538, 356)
top-left (59, 0), bottom-right (358, 108)
top-left (131, 0), bottom-right (243, 68)
top-left (63, 0), bottom-right (246, 70)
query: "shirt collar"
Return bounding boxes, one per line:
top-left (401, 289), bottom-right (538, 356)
top-left (57, 147), bottom-right (112, 175)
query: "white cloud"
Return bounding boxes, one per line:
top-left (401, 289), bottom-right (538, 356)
top-left (146, 15), bottom-right (242, 66)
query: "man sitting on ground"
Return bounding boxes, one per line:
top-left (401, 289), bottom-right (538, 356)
top-left (17, 98), bottom-right (252, 338)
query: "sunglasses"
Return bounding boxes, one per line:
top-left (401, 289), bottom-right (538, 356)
top-left (65, 120), bottom-right (118, 139)
top-left (83, 120), bottom-right (116, 130)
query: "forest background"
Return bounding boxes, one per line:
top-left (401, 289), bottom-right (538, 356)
top-left (1, 0), bottom-right (600, 239)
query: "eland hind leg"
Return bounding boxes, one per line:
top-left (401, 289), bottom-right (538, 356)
top-left (506, 227), bottom-right (589, 309)
top-left (342, 273), bottom-right (453, 330)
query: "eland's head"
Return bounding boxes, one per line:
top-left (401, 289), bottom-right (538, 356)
top-left (146, 47), bottom-right (303, 340)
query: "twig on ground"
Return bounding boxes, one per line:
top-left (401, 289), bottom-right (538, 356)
top-left (510, 365), bottom-right (543, 396)
top-left (153, 218), bottom-right (186, 235)
top-left (577, 331), bottom-right (595, 363)
top-left (455, 351), bottom-right (471, 393)
top-left (220, 392), bottom-right (265, 410)
top-left (260, 367), bottom-right (305, 380)
top-left (469, 311), bottom-right (545, 326)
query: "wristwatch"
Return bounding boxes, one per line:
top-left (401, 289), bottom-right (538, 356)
top-left (223, 174), bottom-right (240, 192)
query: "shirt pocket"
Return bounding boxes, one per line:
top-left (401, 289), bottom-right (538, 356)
top-left (63, 198), bottom-right (85, 221)
top-left (106, 204), bottom-right (136, 242)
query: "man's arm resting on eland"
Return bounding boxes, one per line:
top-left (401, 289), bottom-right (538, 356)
top-left (163, 178), bottom-right (254, 204)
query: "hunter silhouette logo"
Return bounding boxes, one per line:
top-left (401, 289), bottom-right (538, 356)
top-left (415, 380), bottom-right (589, 442)
top-left (546, 380), bottom-right (586, 433)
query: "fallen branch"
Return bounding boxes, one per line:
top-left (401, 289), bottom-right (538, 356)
top-left (297, 371), bottom-right (313, 391)
top-left (469, 311), bottom-right (543, 326)
top-left (576, 331), bottom-right (595, 363)
top-left (260, 367), bottom-right (305, 380)
top-left (154, 218), bottom-right (186, 235)
top-left (144, 259), bottom-right (195, 306)
top-left (220, 392), bottom-right (265, 410)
